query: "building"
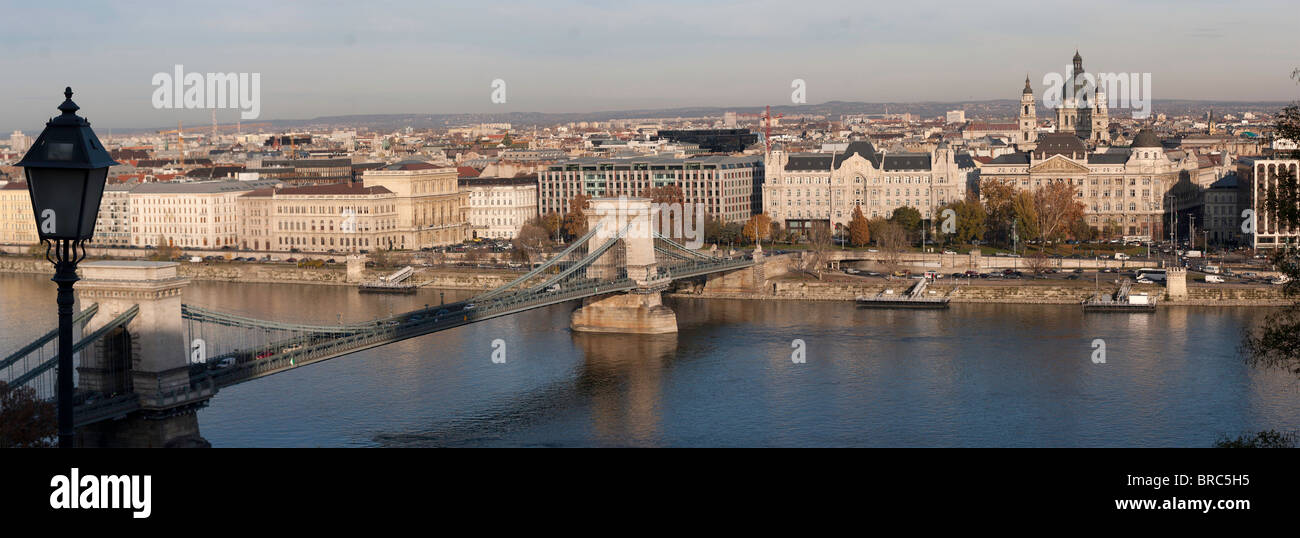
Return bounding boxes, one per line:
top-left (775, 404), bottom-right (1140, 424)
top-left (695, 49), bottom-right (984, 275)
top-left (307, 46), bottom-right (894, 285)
top-left (129, 180), bottom-right (281, 249)
top-left (6, 131), bottom-right (32, 153)
top-left (1203, 173), bottom-right (1240, 246)
top-left (260, 158), bottom-right (354, 186)
top-left (239, 183), bottom-right (400, 253)
top-left (946, 110), bottom-right (966, 124)
top-left (538, 154), bottom-right (763, 224)
top-left (1237, 157), bottom-right (1300, 249)
top-left (460, 176), bottom-right (539, 239)
top-left (1052, 51), bottom-right (1110, 144)
top-left (1018, 77), bottom-right (1038, 147)
top-left (979, 130), bottom-right (1197, 237)
top-left (360, 161), bottom-right (470, 249)
top-left (0, 181), bottom-right (36, 245)
top-left (91, 183), bottom-right (136, 247)
top-left (654, 129), bottom-right (759, 153)
top-left (763, 140), bottom-right (972, 235)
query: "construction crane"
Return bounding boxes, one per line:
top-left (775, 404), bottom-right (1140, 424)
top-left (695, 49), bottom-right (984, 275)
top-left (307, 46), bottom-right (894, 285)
top-left (734, 105), bottom-right (784, 155)
top-left (156, 121), bottom-right (187, 166)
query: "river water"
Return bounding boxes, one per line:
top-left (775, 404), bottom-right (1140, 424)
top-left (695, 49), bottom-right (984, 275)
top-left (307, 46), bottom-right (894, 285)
top-left (3, 273), bottom-right (1298, 447)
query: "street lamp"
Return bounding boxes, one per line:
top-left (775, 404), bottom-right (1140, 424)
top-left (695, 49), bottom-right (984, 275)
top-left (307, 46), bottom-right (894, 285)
top-left (16, 87), bottom-right (118, 448)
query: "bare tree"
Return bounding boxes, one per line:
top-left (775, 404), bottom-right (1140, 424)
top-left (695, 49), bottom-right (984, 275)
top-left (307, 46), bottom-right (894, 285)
top-left (873, 219), bottom-right (909, 269)
top-left (1034, 181), bottom-right (1086, 248)
top-left (804, 221), bottom-right (833, 279)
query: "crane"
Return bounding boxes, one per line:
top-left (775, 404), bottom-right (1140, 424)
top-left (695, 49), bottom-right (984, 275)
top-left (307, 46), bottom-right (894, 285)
top-left (734, 105), bottom-right (784, 155)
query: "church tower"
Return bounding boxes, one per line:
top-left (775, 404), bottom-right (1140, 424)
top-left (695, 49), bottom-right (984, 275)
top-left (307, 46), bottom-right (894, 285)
top-left (1019, 76), bottom-right (1038, 148)
top-left (1092, 84), bottom-right (1110, 144)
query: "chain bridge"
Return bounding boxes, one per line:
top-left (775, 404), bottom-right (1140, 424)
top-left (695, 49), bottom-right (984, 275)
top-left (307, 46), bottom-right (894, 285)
top-left (0, 198), bottom-right (761, 446)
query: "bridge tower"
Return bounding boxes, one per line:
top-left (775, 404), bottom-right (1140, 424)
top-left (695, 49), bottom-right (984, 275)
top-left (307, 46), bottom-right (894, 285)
top-left (75, 261), bottom-right (212, 447)
top-left (1166, 267), bottom-right (1188, 302)
top-left (571, 197), bottom-right (678, 334)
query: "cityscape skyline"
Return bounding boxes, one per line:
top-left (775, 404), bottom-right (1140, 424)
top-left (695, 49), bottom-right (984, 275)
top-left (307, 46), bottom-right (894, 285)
top-left (2, 0), bottom-right (1297, 132)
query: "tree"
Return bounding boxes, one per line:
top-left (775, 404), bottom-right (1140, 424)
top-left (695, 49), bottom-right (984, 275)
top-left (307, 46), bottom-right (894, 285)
top-left (1011, 191), bottom-right (1040, 245)
top-left (981, 178), bottom-right (1019, 246)
top-left (539, 212), bottom-right (562, 241)
top-left (150, 234), bottom-right (181, 261)
top-left (514, 221), bottom-right (552, 255)
top-left (1024, 250), bottom-right (1054, 275)
top-left (940, 200), bottom-right (986, 245)
top-left (1033, 181), bottom-right (1086, 245)
top-left (1069, 216), bottom-right (1096, 242)
top-left (742, 213), bottom-right (772, 244)
top-left (872, 218), bottom-right (908, 268)
top-left (704, 217), bottom-right (743, 246)
top-left (0, 380), bottom-right (55, 448)
top-left (562, 194), bottom-right (590, 241)
top-left (1237, 71), bottom-right (1300, 445)
top-left (369, 248), bottom-right (391, 268)
top-left (890, 206), bottom-right (922, 234)
top-left (804, 221), bottom-right (834, 279)
top-left (848, 205), bottom-right (871, 247)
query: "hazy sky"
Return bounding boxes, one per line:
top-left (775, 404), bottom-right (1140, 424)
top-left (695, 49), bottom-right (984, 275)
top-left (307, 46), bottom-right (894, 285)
top-left (1, 0), bottom-right (1297, 132)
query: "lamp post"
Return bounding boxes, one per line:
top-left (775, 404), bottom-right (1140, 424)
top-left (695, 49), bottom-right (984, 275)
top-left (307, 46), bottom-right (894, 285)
top-left (15, 88), bottom-right (118, 448)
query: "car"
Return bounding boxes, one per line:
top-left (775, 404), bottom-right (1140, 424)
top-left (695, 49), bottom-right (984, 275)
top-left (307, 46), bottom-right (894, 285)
top-left (1066, 274), bottom-right (1081, 280)
top-left (950, 272), bottom-right (965, 279)
top-left (1205, 275), bottom-right (1225, 283)
top-left (1072, 268), bottom-right (1084, 273)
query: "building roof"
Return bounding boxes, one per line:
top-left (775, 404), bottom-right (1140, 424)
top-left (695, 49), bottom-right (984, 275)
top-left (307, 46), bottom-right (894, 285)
top-left (458, 176), bottom-right (538, 187)
top-left (1035, 133), bottom-right (1087, 156)
top-left (382, 160), bottom-right (441, 171)
top-left (275, 183), bottom-right (393, 196)
top-left (1, 180), bottom-right (26, 190)
top-left (130, 179), bottom-right (280, 194)
top-left (985, 152), bottom-right (1031, 165)
top-left (1209, 173), bottom-right (1238, 189)
top-left (882, 153), bottom-right (932, 171)
top-left (457, 166), bottom-right (481, 178)
top-left (785, 140), bottom-right (883, 171)
top-left (1131, 129), bottom-right (1162, 148)
top-left (1087, 152), bottom-right (1130, 164)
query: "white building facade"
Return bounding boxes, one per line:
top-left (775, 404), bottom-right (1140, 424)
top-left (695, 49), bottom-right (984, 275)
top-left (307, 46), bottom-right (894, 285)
top-left (460, 177), bottom-right (538, 239)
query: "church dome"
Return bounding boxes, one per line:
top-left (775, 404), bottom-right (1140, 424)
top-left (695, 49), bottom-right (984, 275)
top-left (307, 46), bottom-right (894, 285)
top-left (1131, 129), bottom-right (1161, 148)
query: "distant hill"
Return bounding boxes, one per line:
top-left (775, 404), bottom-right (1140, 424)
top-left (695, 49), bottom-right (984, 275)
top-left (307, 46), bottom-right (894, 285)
top-left (116, 99), bottom-right (1294, 134)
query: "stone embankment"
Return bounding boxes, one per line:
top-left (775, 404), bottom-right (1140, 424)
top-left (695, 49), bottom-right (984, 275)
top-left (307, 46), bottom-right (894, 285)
top-left (0, 256), bottom-right (515, 290)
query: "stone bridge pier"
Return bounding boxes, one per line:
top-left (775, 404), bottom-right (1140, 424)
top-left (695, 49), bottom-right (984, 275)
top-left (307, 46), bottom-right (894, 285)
top-left (571, 197), bottom-right (677, 334)
top-left (75, 261), bottom-right (212, 448)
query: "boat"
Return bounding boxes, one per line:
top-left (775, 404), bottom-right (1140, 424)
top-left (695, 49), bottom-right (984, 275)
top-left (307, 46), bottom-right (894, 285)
top-left (856, 278), bottom-right (950, 309)
top-left (1083, 279), bottom-right (1156, 312)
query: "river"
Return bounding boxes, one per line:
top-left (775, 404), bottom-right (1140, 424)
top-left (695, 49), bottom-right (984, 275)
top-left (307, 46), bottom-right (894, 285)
top-left (2, 273), bottom-right (1298, 447)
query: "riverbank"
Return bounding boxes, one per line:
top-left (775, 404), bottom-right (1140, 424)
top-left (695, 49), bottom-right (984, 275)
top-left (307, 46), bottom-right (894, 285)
top-left (2, 255), bottom-right (1289, 306)
top-left (0, 256), bottom-right (518, 290)
top-left (671, 275), bottom-right (1292, 306)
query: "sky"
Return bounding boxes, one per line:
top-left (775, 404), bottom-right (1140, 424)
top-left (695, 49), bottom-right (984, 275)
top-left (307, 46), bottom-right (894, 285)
top-left (1, 0), bottom-right (1297, 133)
